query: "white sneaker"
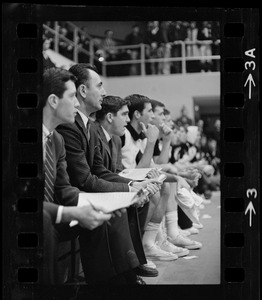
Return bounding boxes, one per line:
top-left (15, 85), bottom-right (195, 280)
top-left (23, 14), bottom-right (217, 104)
top-left (144, 242), bottom-right (178, 261)
top-left (193, 222), bottom-right (204, 229)
top-left (168, 235), bottom-right (202, 250)
top-left (202, 199), bottom-right (212, 205)
top-left (185, 226), bottom-right (199, 235)
top-left (145, 259), bottom-right (156, 269)
top-left (179, 229), bottom-right (191, 236)
top-left (160, 239), bottom-right (189, 257)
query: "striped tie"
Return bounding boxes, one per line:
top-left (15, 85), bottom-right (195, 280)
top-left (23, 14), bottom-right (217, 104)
top-left (44, 134), bottom-right (55, 202)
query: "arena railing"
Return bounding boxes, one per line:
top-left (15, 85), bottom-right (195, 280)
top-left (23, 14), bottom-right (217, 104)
top-left (43, 22), bottom-right (220, 76)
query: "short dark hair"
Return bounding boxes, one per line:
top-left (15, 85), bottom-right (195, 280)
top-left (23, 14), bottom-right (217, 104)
top-left (124, 94), bottom-right (151, 120)
top-left (150, 99), bottom-right (165, 112)
top-left (69, 63), bottom-right (98, 89)
top-left (96, 96), bottom-right (129, 121)
top-left (42, 67), bottom-right (76, 108)
top-left (164, 108), bottom-right (170, 115)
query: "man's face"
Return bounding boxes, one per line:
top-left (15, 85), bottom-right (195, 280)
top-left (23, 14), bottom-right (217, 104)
top-left (138, 102), bottom-right (155, 127)
top-left (150, 105), bottom-right (165, 128)
top-left (111, 105), bottom-right (130, 136)
top-left (85, 69), bottom-right (106, 112)
top-left (165, 114), bottom-right (174, 129)
top-left (171, 127), bottom-right (179, 145)
top-left (177, 126), bottom-right (187, 143)
top-left (55, 80), bottom-right (79, 124)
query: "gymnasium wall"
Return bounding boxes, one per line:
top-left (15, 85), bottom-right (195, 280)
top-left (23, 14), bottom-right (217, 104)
top-left (103, 72), bottom-right (220, 122)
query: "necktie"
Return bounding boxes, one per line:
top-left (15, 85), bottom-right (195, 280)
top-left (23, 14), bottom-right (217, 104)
top-left (86, 122), bottom-right (91, 143)
top-left (108, 138), bottom-right (117, 173)
top-left (108, 138), bottom-right (113, 155)
top-left (44, 134), bottom-right (55, 202)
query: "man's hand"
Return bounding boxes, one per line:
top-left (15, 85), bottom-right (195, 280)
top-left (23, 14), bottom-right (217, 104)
top-left (145, 182), bottom-right (161, 197)
top-left (131, 177), bottom-right (163, 192)
top-left (140, 122), bottom-right (159, 144)
top-left (160, 163), bottom-right (178, 174)
top-left (176, 175), bottom-right (191, 191)
top-left (159, 123), bottom-right (172, 141)
top-left (146, 168), bottom-right (162, 179)
top-left (64, 204), bottom-right (112, 230)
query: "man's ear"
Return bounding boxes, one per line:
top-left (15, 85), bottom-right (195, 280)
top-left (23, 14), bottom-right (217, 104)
top-left (106, 112), bottom-right (113, 123)
top-left (47, 94), bottom-right (59, 109)
top-left (79, 84), bottom-right (86, 98)
top-left (134, 110), bottom-right (141, 120)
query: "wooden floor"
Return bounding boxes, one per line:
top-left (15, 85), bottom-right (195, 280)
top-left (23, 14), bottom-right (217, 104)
top-left (143, 191), bottom-right (221, 285)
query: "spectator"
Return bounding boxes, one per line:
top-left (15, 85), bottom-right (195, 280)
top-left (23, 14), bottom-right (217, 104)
top-left (158, 21), bottom-right (173, 75)
top-left (125, 24), bottom-right (144, 75)
top-left (58, 25), bottom-right (73, 60)
top-left (175, 105), bottom-right (193, 128)
top-left (185, 21), bottom-right (200, 72)
top-left (100, 29), bottom-right (119, 76)
top-left (197, 21), bottom-right (213, 72)
top-left (42, 37), bottom-right (57, 70)
top-left (196, 119), bottom-right (205, 134)
top-left (211, 21), bottom-right (220, 71)
top-left (168, 21), bottom-right (188, 73)
top-left (206, 118), bottom-right (220, 159)
top-left (78, 26), bottom-right (92, 63)
top-left (144, 21), bottom-right (164, 75)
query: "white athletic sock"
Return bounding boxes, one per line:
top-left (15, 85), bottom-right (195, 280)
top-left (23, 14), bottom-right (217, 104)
top-left (165, 211), bottom-right (180, 239)
top-left (155, 221), bottom-right (166, 245)
top-left (142, 222), bottom-right (161, 249)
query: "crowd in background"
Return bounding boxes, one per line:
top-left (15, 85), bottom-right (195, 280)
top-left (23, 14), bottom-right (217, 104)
top-left (43, 20), bottom-right (220, 76)
top-left (168, 107), bottom-right (221, 199)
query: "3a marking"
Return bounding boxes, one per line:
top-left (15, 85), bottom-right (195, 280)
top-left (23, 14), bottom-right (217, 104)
top-left (244, 48), bottom-right (256, 100)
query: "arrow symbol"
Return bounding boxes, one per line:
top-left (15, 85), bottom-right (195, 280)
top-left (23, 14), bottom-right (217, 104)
top-left (244, 73), bottom-right (256, 99)
top-left (245, 201), bottom-right (256, 227)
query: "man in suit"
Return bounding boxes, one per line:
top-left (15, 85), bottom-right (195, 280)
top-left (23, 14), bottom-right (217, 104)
top-left (56, 63), bottom-right (161, 283)
top-left (42, 67), bottom-right (112, 285)
top-left (95, 95), bottom-right (161, 276)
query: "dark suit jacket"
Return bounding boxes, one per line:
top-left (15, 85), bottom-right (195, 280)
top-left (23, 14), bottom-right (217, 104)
top-left (56, 113), bottom-right (130, 192)
top-left (42, 130), bottom-right (81, 285)
top-left (94, 122), bottom-right (125, 174)
top-left (95, 122), bottom-right (147, 266)
top-left (56, 114), bottom-right (141, 283)
top-left (43, 130), bottom-right (80, 224)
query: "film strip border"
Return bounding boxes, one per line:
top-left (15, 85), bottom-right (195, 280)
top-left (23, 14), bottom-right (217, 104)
top-left (3, 4), bottom-right (44, 299)
top-left (221, 8), bottom-right (259, 300)
top-left (2, 5), bottom-right (260, 300)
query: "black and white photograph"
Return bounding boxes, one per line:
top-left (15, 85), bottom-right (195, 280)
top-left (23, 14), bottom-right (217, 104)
top-left (2, 5), bottom-right (259, 300)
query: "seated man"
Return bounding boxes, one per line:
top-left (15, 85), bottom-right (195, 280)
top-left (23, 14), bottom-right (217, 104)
top-left (121, 95), bottom-right (199, 263)
top-left (42, 67), bottom-right (147, 286)
top-left (149, 99), bottom-right (203, 245)
top-left (41, 67), bottom-right (112, 285)
top-left (95, 95), bottom-right (161, 276)
top-left (56, 63), bottom-right (161, 283)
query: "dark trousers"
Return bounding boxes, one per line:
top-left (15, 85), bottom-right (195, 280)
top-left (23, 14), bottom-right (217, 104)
top-left (43, 209), bottom-right (80, 285)
top-left (127, 206), bottom-right (147, 265)
top-left (79, 211), bottom-right (140, 284)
